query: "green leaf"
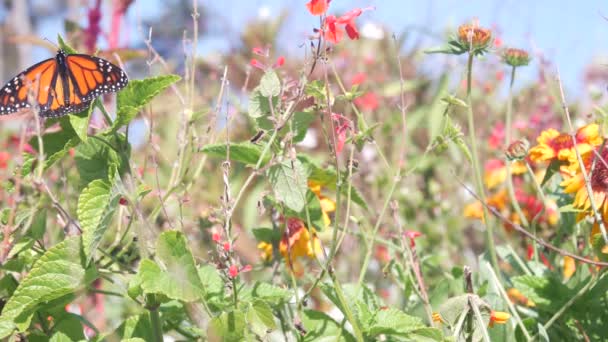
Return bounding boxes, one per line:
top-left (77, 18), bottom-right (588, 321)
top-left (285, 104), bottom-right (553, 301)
top-left (259, 70), bottom-right (281, 97)
top-left (252, 227), bottom-right (281, 243)
top-left (301, 309), bottom-right (356, 342)
top-left (305, 80), bottom-right (327, 103)
top-left (57, 35), bottom-right (78, 54)
top-left (428, 74), bottom-right (450, 140)
top-left (513, 275), bottom-right (572, 309)
top-left (208, 311), bottom-right (246, 342)
top-left (240, 282), bottom-right (290, 307)
top-left (541, 159), bottom-right (561, 187)
top-left (78, 179), bottom-right (121, 263)
top-left (198, 265), bottom-right (226, 311)
top-left (50, 314), bottom-right (86, 341)
top-left (0, 236), bottom-right (95, 337)
top-left (291, 111), bottom-right (315, 143)
top-left (246, 300), bottom-right (276, 336)
top-left (268, 159), bottom-right (308, 212)
top-left (75, 133), bottom-right (129, 185)
top-left (135, 231), bottom-right (204, 302)
top-left (110, 314), bottom-right (154, 341)
top-left (363, 308), bottom-right (426, 338)
top-left (66, 103), bottom-right (94, 141)
top-left (200, 142), bottom-right (269, 166)
top-left (113, 75), bottom-right (181, 131)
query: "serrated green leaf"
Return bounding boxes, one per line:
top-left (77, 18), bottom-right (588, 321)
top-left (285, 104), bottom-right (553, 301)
top-left (75, 133), bottom-right (129, 185)
top-left (208, 311), bottom-right (246, 342)
top-left (240, 282), bottom-right (290, 307)
top-left (305, 80), bottom-right (327, 103)
top-left (364, 308), bottom-right (426, 338)
top-left (110, 314), bottom-right (154, 341)
top-left (252, 227), bottom-right (281, 243)
top-left (292, 111), bottom-right (315, 143)
top-left (301, 309), bottom-right (356, 342)
top-left (50, 314), bottom-right (86, 341)
top-left (24, 127), bottom-right (81, 177)
top-left (268, 159), bottom-right (308, 212)
top-left (198, 265), bottom-right (226, 311)
top-left (0, 236), bottom-right (95, 337)
top-left (113, 75), bottom-right (181, 131)
top-left (513, 275), bottom-right (571, 309)
top-left (200, 142), bottom-right (269, 166)
top-left (135, 231), bottom-right (203, 302)
top-left (78, 179), bottom-right (121, 262)
top-left (246, 300), bottom-right (276, 336)
top-left (66, 103), bottom-right (94, 141)
top-left (259, 70), bottom-right (281, 97)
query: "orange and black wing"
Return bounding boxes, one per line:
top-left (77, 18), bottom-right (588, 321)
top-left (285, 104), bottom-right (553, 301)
top-left (0, 58), bottom-right (58, 116)
top-left (65, 54), bottom-right (128, 103)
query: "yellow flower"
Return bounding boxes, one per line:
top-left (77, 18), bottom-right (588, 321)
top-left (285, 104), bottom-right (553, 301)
top-left (457, 22), bottom-right (492, 50)
top-left (257, 241), bottom-right (273, 262)
top-left (562, 256), bottom-right (576, 279)
top-left (432, 312), bottom-right (443, 325)
top-left (484, 159), bottom-right (526, 190)
top-left (561, 148), bottom-right (608, 220)
top-left (528, 124), bottom-right (601, 163)
top-left (308, 180), bottom-right (336, 227)
top-left (489, 310), bottom-right (510, 327)
top-left (279, 218), bottom-right (322, 262)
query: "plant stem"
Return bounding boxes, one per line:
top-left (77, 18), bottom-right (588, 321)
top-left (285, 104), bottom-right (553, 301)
top-left (465, 52), bottom-right (499, 273)
top-left (146, 294), bottom-right (164, 342)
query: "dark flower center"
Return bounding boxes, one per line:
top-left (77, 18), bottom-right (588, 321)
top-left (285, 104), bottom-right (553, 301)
top-left (591, 150), bottom-right (608, 192)
top-left (550, 133), bottom-right (574, 151)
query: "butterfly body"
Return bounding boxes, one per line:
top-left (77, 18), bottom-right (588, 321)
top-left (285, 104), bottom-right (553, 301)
top-left (0, 50), bottom-right (128, 118)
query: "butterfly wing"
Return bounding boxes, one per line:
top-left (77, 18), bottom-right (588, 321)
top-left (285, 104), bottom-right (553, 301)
top-left (65, 54), bottom-right (128, 103)
top-left (0, 58), bottom-right (57, 116)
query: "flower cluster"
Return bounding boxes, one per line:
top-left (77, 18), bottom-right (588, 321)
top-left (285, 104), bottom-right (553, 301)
top-left (306, 0), bottom-right (373, 45)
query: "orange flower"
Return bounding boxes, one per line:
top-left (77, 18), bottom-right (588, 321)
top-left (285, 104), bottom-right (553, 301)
top-left (279, 218), bottom-right (322, 276)
top-left (562, 256), bottom-right (576, 279)
top-left (432, 312), bottom-right (444, 324)
top-left (483, 159), bottom-right (526, 190)
top-left (507, 288), bottom-right (535, 307)
top-left (457, 22), bottom-right (492, 50)
top-left (502, 48), bottom-right (531, 67)
top-left (528, 124), bottom-right (602, 163)
top-left (306, 0), bottom-right (329, 16)
top-left (489, 310), bottom-right (510, 327)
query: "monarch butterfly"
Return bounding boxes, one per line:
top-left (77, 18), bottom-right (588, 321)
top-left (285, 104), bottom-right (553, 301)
top-left (0, 49), bottom-right (128, 118)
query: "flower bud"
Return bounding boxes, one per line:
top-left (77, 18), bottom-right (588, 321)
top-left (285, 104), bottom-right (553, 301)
top-left (502, 48), bottom-right (531, 67)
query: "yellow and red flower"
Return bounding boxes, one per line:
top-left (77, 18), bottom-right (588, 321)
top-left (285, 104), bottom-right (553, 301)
top-left (489, 310), bottom-right (510, 327)
top-left (561, 148), bottom-right (608, 219)
top-left (528, 124), bottom-right (602, 163)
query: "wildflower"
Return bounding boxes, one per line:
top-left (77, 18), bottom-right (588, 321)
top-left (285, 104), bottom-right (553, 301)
top-left (505, 139), bottom-right (530, 161)
top-left (306, 0), bottom-right (330, 16)
top-left (257, 241), bottom-right (273, 261)
top-left (0, 151), bottom-right (10, 169)
top-left (432, 312), bottom-right (444, 324)
top-left (273, 56), bottom-right (285, 68)
top-left (464, 189), bottom-right (509, 220)
top-left (322, 7), bottom-right (373, 44)
top-left (331, 113), bottom-right (352, 155)
top-left (351, 72), bottom-right (366, 86)
top-left (528, 124), bottom-right (602, 163)
top-left (279, 218), bottom-right (322, 261)
top-left (562, 148), bottom-right (608, 219)
top-left (489, 310), bottom-right (510, 327)
top-left (507, 288), bottom-right (535, 307)
top-left (488, 123), bottom-right (505, 149)
top-left (223, 242), bottom-right (231, 252)
top-left (354, 92), bottom-right (379, 111)
top-left (483, 159), bottom-right (526, 190)
top-left (308, 180), bottom-right (336, 227)
top-left (526, 245), bottom-right (552, 269)
top-left (212, 233), bottom-right (221, 243)
top-left (228, 265), bottom-right (239, 278)
top-left (250, 58), bottom-right (266, 70)
top-left (502, 48), bottom-right (531, 67)
top-left (457, 22), bottom-right (492, 51)
top-left (404, 230), bottom-right (422, 248)
top-left (562, 256), bottom-right (576, 279)
top-left (118, 197), bottom-right (128, 206)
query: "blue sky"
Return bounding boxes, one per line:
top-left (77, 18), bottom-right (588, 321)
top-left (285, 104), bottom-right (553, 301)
top-left (4, 1), bottom-right (608, 96)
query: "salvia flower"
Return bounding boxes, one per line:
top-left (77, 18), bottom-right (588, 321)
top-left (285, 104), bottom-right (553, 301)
top-left (306, 0), bottom-right (330, 16)
top-left (502, 48), bottom-right (531, 67)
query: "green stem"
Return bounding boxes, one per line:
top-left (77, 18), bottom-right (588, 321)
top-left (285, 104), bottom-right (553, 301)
top-left (146, 294), bottom-right (164, 342)
top-left (465, 52), bottom-right (499, 273)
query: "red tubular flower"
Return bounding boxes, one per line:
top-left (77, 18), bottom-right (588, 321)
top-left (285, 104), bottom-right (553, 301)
top-left (228, 265), bottom-right (239, 278)
top-left (273, 56), bottom-right (285, 68)
top-left (0, 151), bottom-right (10, 169)
top-left (212, 233), bottom-right (221, 243)
top-left (306, 0), bottom-right (330, 16)
top-left (250, 58), bottom-right (266, 70)
top-left (324, 15), bottom-right (343, 44)
top-left (351, 72), bottom-right (366, 86)
top-left (223, 242), bottom-right (231, 252)
top-left (404, 231), bottom-right (423, 248)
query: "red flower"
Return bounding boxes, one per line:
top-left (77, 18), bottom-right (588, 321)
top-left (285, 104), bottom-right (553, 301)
top-left (118, 197), bottom-right (128, 206)
top-left (354, 92), bottom-right (379, 111)
top-left (404, 230), bottom-right (422, 248)
top-left (488, 123), bottom-right (505, 149)
top-left (0, 151), bottom-right (9, 169)
top-left (228, 265), bottom-right (239, 278)
top-left (323, 7), bottom-right (373, 44)
top-left (273, 56), bottom-right (285, 68)
top-left (223, 242), bottom-right (231, 252)
top-left (306, 0), bottom-right (330, 16)
top-left (324, 15), bottom-right (344, 44)
top-left (351, 72), bottom-right (366, 86)
top-left (250, 58), bottom-right (266, 70)
top-left (331, 113), bottom-right (351, 155)
top-left (212, 233), bottom-right (221, 243)
top-left (337, 8), bottom-right (364, 40)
